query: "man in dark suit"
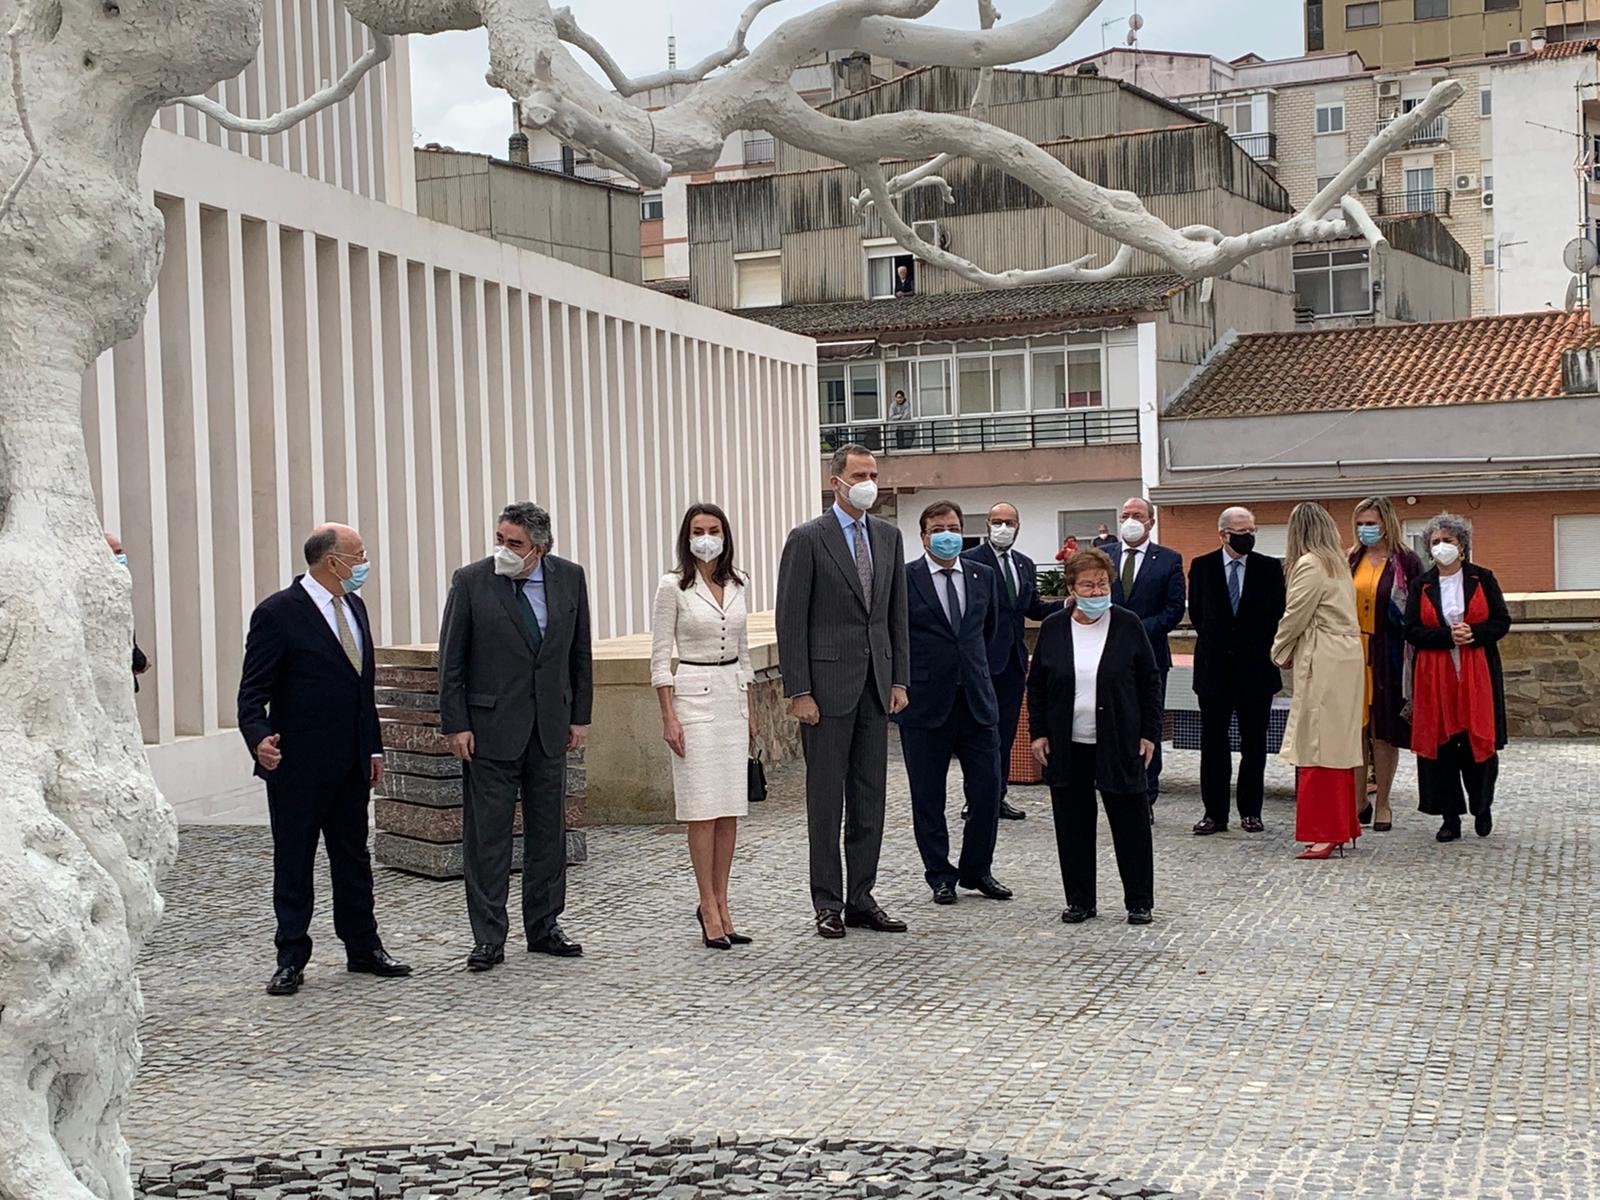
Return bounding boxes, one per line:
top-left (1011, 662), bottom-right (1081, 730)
top-left (962, 502), bottom-right (1062, 821)
top-left (777, 443), bottom-right (910, 940)
top-left (1108, 497), bottom-right (1186, 814)
top-left (438, 501), bottom-right (593, 972)
top-left (896, 501), bottom-right (1011, 906)
top-left (237, 523), bottom-right (411, 997)
top-left (1188, 506), bottom-right (1287, 836)
top-left (105, 533), bottom-right (151, 690)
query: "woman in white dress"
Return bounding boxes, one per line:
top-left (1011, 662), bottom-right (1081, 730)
top-left (650, 503), bottom-right (757, 949)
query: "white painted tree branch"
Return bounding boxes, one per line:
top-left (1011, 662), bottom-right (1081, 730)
top-left (554, 0), bottom-right (790, 96)
top-left (171, 30), bottom-right (393, 135)
top-left (0, 5), bottom-right (42, 223)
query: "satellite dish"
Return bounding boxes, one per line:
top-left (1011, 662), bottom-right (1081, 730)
top-left (1129, 13), bottom-right (1145, 30)
top-left (1565, 274), bottom-right (1583, 312)
top-left (1563, 236), bottom-right (1599, 274)
top-left (1126, 29), bottom-right (1138, 45)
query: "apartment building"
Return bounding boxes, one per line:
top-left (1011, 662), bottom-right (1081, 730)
top-left (1306, 0), bottom-right (1545, 67)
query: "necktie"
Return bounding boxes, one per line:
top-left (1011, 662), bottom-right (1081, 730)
top-left (330, 595), bottom-right (362, 673)
top-left (852, 520), bottom-right (874, 605)
top-left (939, 568), bottom-right (962, 631)
top-left (1001, 552), bottom-right (1017, 604)
top-left (514, 578), bottom-right (545, 653)
top-left (1228, 557), bottom-right (1242, 615)
top-left (1121, 547), bottom-right (1137, 598)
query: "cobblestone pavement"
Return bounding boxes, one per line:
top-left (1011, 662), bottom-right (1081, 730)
top-left (130, 742), bottom-right (1600, 1199)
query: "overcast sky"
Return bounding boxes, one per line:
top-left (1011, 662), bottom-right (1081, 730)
top-left (408, 0), bottom-right (1303, 155)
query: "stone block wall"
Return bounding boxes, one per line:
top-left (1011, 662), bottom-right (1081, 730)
top-left (373, 646), bottom-right (587, 880)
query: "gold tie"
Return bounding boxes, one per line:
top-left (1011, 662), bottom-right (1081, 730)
top-left (331, 595), bottom-right (362, 673)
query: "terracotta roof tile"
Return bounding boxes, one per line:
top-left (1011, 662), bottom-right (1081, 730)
top-left (1530, 39), bottom-right (1600, 60)
top-left (1167, 309), bottom-right (1600, 418)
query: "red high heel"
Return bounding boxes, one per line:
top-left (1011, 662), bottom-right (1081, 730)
top-left (1295, 842), bottom-right (1346, 860)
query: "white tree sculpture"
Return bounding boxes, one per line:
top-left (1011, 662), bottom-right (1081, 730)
top-left (0, 0), bottom-right (1457, 1196)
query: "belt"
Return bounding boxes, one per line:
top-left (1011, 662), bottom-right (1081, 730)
top-left (679, 657), bottom-right (738, 667)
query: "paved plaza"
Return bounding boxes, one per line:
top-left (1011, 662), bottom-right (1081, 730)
top-left (130, 742), bottom-right (1600, 1199)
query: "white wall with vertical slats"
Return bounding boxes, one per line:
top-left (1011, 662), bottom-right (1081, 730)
top-left (88, 128), bottom-right (817, 818)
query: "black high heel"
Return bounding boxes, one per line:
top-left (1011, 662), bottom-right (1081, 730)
top-left (696, 906), bottom-right (732, 950)
top-left (725, 929), bottom-right (753, 946)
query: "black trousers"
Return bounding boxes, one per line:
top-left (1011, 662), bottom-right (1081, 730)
top-left (1147, 668), bottom-right (1169, 806)
top-left (1199, 690), bottom-right (1274, 824)
top-left (1050, 743), bottom-right (1154, 913)
top-left (992, 657), bottom-right (1026, 798)
top-left (266, 761), bottom-right (380, 970)
top-left (800, 682), bottom-right (888, 914)
top-left (462, 721), bottom-right (568, 947)
top-left (899, 689), bottom-right (1002, 889)
top-left (1417, 731), bottom-right (1499, 823)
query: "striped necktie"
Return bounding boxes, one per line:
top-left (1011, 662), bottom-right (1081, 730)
top-left (331, 595), bottom-right (362, 673)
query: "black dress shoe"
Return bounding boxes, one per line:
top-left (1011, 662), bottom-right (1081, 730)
top-left (1475, 809), bottom-right (1493, 837)
top-left (1060, 905), bottom-right (1097, 924)
top-left (467, 943), bottom-right (505, 972)
top-left (725, 930), bottom-right (753, 946)
top-left (998, 800), bottom-right (1027, 820)
top-left (1373, 821), bottom-right (1393, 832)
top-left (932, 883), bottom-right (958, 905)
top-left (815, 909), bottom-right (846, 939)
top-left (529, 927), bottom-right (583, 957)
top-left (266, 965), bottom-right (303, 996)
top-left (1357, 803), bottom-right (1374, 825)
top-left (1241, 816), bottom-right (1265, 833)
top-left (347, 947), bottom-right (412, 978)
top-left (843, 907), bottom-right (907, 932)
top-left (1127, 909), bottom-right (1154, 925)
top-left (960, 875), bottom-right (1014, 900)
top-left (1436, 823), bottom-right (1461, 843)
top-left (959, 804), bottom-right (969, 821)
top-left (1193, 816), bottom-right (1226, 836)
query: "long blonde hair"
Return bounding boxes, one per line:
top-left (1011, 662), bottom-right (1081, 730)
top-left (1285, 502), bottom-right (1347, 577)
top-left (1352, 495), bottom-right (1405, 553)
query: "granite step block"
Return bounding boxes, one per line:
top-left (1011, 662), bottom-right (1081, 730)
top-left (381, 722), bottom-right (452, 755)
top-left (375, 799), bottom-right (522, 844)
top-left (376, 830), bottom-right (586, 878)
top-left (378, 707), bottom-right (442, 726)
top-left (374, 646), bottom-right (440, 669)
top-left (374, 666), bottom-right (438, 689)
top-left (383, 750), bottom-right (462, 779)
top-left (376, 772), bottom-right (464, 808)
top-left (375, 688), bottom-right (440, 711)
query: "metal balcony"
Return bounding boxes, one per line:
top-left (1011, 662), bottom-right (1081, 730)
top-left (1231, 131), bottom-right (1279, 162)
top-left (742, 137), bottom-right (776, 165)
top-left (818, 409), bottom-right (1140, 456)
top-left (1376, 189), bottom-right (1452, 217)
top-left (1376, 114), bottom-right (1450, 146)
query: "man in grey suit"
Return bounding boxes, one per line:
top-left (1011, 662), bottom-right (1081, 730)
top-left (438, 501), bottom-right (593, 972)
top-left (777, 443), bottom-right (911, 940)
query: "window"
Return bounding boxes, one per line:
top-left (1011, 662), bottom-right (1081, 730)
top-left (867, 249), bottom-right (916, 300)
top-left (1293, 249), bottom-right (1372, 317)
top-left (1405, 165), bottom-right (1437, 211)
top-left (1556, 514), bottom-right (1600, 589)
top-left (1485, 0), bottom-right (1519, 9)
top-left (1482, 161), bottom-right (1494, 194)
top-left (1414, 0), bottom-right (1448, 19)
top-left (1479, 88), bottom-right (1493, 117)
top-left (1346, 2), bottom-right (1379, 27)
top-left (850, 365), bottom-right (880, 422)
top-left (1307, 1), bottom-right (1325, 51)
top-left (734, 255), bottom-right (781, 308)
top-left (741, 135), bottom-right (775, 165)
top-left (917, 359), bottom-right (951, 417)
top-left (1316, 103), bottom-right (1345, 135)
top-left (817, 364), bottom-right (881, 426)
top-left (640, 191), bottom-right (664, 221)
top-left (818, 366), bottom-right (848, 425)
top-left (1316, 175), bottom-right (1339, 192)
top-left (1483, 238), bottom-right (1496, 266)
top-left (1191, 96), bottom-right (1258, 134)
top-left (1065, 347), bottom-right (1104, 407)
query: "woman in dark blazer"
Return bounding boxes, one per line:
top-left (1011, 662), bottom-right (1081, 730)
top-left (1403, 513), bottom-right (1510, 843)
top-left (1027, 548), bottom-right (1163, 926)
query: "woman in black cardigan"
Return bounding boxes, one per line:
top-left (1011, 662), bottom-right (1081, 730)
top-left (1027, 548), bottom-right (1163, 926)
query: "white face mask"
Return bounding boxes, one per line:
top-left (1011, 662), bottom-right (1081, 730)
top-left (988, 523), bottom-right (1017, 550)
top-left (689, 535), bottom-right (724, 563)
top-left (1430, 542), bottom-right (1461, 567)
top-left (1120, 517), bottom-right (1149, 545)
top-left (838, 478), bottom-right (878, 512)
top-left (493, 545), bottom-right (534, 577)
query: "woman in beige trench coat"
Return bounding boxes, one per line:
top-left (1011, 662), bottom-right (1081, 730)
top-left (1271, 503), bottom-right (1366, 860)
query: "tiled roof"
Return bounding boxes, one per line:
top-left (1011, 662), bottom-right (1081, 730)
top-left (1167, 309), bottom-right (1600, 418)
top-left (734, 276), bottom-right (1190, 341)
top-left (1531, 38), bottom-right (1600, 60)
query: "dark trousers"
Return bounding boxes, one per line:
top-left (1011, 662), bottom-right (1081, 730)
top-left (462, 721), bottom-right (568, 947)
top-left (1417, 731), bottom-right (1499, 825)
top-left (800, 683), bottom-right (888, 914)
top-left (1147, 668), bottom-right (1169, 806)
top-left (1050, 743), bottom-right (1154, 913)
top-left (1199, 690), bottom-right (1273, 824)
top-left (266, 761), bottom-right (380, 970)
top-left (992, 657), bottom-right (1026, 798)
top-left (899, 689), bottom-right (1002, 889)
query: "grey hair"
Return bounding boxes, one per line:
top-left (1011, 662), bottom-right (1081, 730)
top-left (499, 501), bottom-right (554, 548)
top-left (1218, 505), bottom-right (1253, 531)
top-left (828, 442), bottom-right (873, 478)
top-left (303, 527), bottom-right (339, 566)
top-left (1422, 512), bottom-right (1472, 562)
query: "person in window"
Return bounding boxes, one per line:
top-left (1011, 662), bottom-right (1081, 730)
top-left (1404, 514), bottom-right (1510, 844)
top-left (887, 388), bottom-right (913, 449)
top-left (1348, 496), bottom-right (1423, 832)
top-left (894, 263), bottom-right (915, 297)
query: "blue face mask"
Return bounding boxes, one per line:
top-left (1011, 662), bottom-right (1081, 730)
top-left (339, 560), bottom-right (371, 594)
top-left (1075, 593), bottom-right (1112, 619)
top-left (1357, 525), bottom-right (1382, 547)
top-left (928, 531), bottom-right (964, 561)
top-left (114, 553), bottom-right (129, 568)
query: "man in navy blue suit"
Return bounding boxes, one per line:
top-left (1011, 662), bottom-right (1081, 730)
top-left (962, 502), bottom-right (1063, 821)
top-left (895, 501), bottom-right (1012, 905)
top-left (1108, 497), bottom-right (1186, 814)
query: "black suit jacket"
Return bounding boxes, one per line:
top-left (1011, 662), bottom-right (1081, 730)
top-left (236, 578), bottom-right (382, 789)
top-left (1026, 606), bottom-right (1162, 796)
top-left (437, 555), bottom-right (594, 761)
top-left (1109, 541), bottom-right (1186, 673)
top-left (1187, 549), bottom-right (1287, 698)
top-left (961, 542), bottom-right (1062, 676)
top-left (1403, 563), bottom-right (1511, 750)
top-left (895, 558), bottom-right (1001, 730)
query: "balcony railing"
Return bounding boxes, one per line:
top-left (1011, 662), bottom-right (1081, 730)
top-left (742, 136), bottom-right (776, 165)
top-left (1376, 114), bottom-right (1449, 146)
top-left (819, 409), bottom-right (1140, 456)
top-left (529, 158), bottom-right (615, 182)
top-left (1231, 131), bottom-right (1278, 162)
top-left (1377, 188), bottom-right (1452, 217)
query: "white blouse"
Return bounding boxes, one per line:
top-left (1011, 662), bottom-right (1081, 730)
top-left (1070, 614), bottom-right (1111, 744)
top-left (649, 572), bottom-right (754, 690)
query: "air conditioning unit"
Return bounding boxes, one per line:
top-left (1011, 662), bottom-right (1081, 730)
top-left (1455, 173), bottom-right (1477, 192)
top-left (911, 219), bottom-right (950, 249)
top-left (1358, 173), bottom-right (1380, 192)
top-left (1507, 38), bottom-right (1528, 54)
top-left (1482, 191), bottom-right (1495, 209)
top-left (1378, 81), bottom-right (1401, 99)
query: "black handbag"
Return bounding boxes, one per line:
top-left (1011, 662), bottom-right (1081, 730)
top-left (748, 751), bottom-right (768, 802)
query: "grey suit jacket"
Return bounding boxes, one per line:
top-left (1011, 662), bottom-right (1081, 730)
top-left (775, 511), bottom-right (909, 718)
top-left (437, 555), bottom-right (594, 761)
